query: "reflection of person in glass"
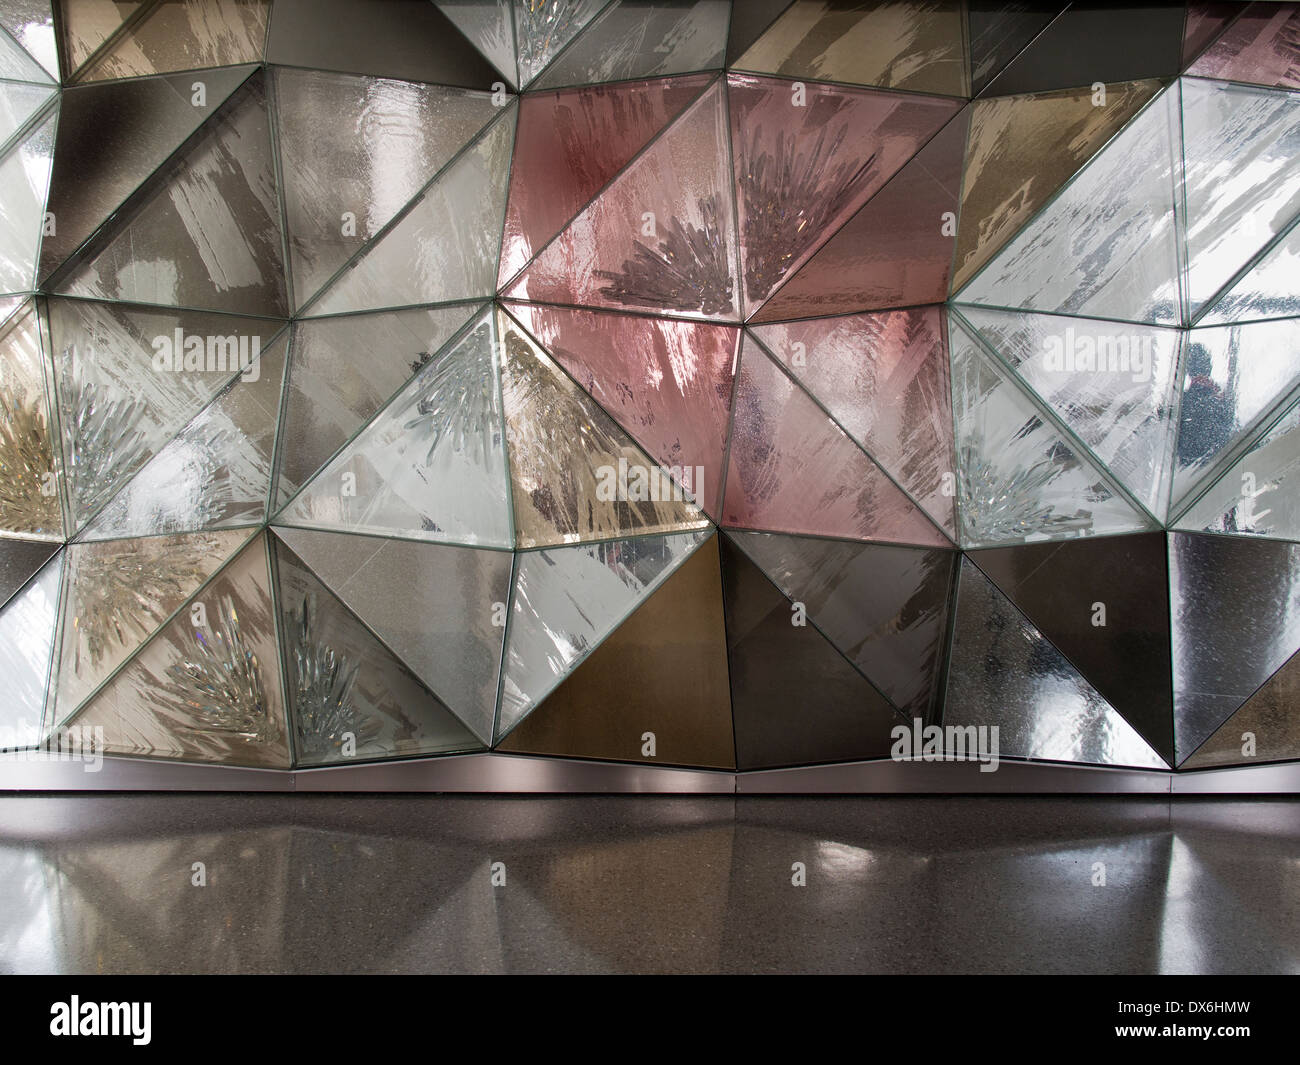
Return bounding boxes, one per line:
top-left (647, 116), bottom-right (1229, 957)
top-left (1176, 340), bottom-right (1234, 469)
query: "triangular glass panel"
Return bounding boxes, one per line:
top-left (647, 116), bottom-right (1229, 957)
top-left (1172, 318), bottom-right (1300, 509)
top-left (435, 0), bottom-right (518, 88)
top-left (959, 306), bottom-right (1182, 521)
top-left (0, 13), bottom-right (53, 82)
top-left (729, 73), bottom-right (960, 315)
top-left (499, 74), bottom-right (709, 289)
top-left (0, 551), bottom-right (61, 750)
top-left (948, 313), bottom-right (1157, 547)
top-left (1182, 78), bottom-right (1300, 319)
top-left (75, 0), bottom-right (269, 82)
top-left (56, 74), bottom-right (288, 317)
top-left (278, 308), bottom-right (513, 549)
top-left (64, 533), bottom-right (291, 768)
top-left (723, 334), bottom-right (948, 547)
top-left (720, 534), bottom-right (904, 771)
top-left (732, 0), bottom-right (968, 97)
top-left (0, 301), bottom-right (63, 539)
top-left (513, 0), bottom-right (607, 87)
top-left (274, 303), bottom-right (480, 510)
top-left (496, 527), bottom-right (710, 741)
top-left (953, 80), bottom-right (1163, 293)
top-left (273, 539), bottom-right (483, 766)
top-left (752, 107), bottom-right (969, 322)
top-left (1175, 387), bottom-right (1300, 542)
top-left (749, 307), bottom-right (956, 536)
top-left (51, 528), bottom-right (253, 726)
top-left (80, 330), bottom-right (289, 540)
top-left (47, 298), bottom-right (280, 532)
top-left (978, 3), bottom-right (1183, 96)
top-left (39, 67), bottom-right (255, 284)
top-left (970, 532), bottom-right (1175, 766)
top-left (272, 527), bottom-right (511, 747)
top-left (500, 306), bottom-right (709, 548)
top-left (1197, 215), bottom-right (1300, 326)
top-left (1188, 4), bottom-right (1300, 90)
top-left (0, 80), bottom-right (54, 148)
top-left (945, 557), bottom-right (1167, 768)
top-left (58, 0), bottom-right (144, 78)
top-left (499, 532), bottom-right (734, 767)
top-left (968, 2), bottom-right (1064, 96)
top-left (1169, 531), bottom-right (1300, 764)
top-left (1182, 644), bottom-right (1300, 769)
top-left (0, 537), bottom-right (58, 610)
top-left (532, 0), bottom-right (729, 89)
top-left (0, 105), bottom-right (55, 296)
top-left (306, 106), bottom-right (516, 316)
top-left (729, 530), bottom-right (956, 719)
top-left (956, 87), bottom-right (1183, 327)
top-left (274, 68), bottom-right (500, 312)
top-left (506, 79), bottom-right (739, 321)
top-left (505, 300), bottom-right (737, 519)
top-left (0, 1), bottom-right (57, 80)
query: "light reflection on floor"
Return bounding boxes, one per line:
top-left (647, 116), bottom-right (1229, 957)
top-left (0, 795), bottom-right (1296, 973)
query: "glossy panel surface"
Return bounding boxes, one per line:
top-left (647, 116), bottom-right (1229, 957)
top-left (753, 108), bottom-right (968, 321)
top-left (533, 0), bottom-right (729, 88)
top-left (1169, 531), bottom-right (1300, 763)
top-left (506, 301), bottom-right (736, 518)
top-left (82, 332), bottom-right (288, 540)
top-left (500, 308), bottom-right (709, 548)
top-left (960, 306), bottom-right (1182, 521)
top-left (733, 0), bottom-right (967, 97)
top-left (971, 532), bottom-right (1174, 765)
top-left (0, 552), bottom-right (60, 749)
top-left (749, 307), bottom-right (954, 535)
top-left (67, 534), bottom-right (291, 768)
top-left (1182, 646), bottom-right (1300, 768)
top-left (953, 80), bottom-right (1163, 293)
top-left (279, 309), bottom-right (513, 549)
top-left (274, 69), bottom-right (499, 312)
top-left (497, 529), bottom-right (710, 739)
top-left (53, 529), bottom-right (253, 725)
top-left (729, 530), bottom-right (955, 717)
top-left (271, 527), bottom-right (510, 747)
top-left (721, 536), bottom-right (904, 770)
top-left (499, 534), bottom-right (734, 768)
top-left (723, 335), bottom-right (948, 547)
top-left (0, 302), bottom-right (62, 538)
top-left (0, 107), bottom-right (55, 296)
top-left (1197, 215), bottom-right (1300, 326)
top-left (513, 0), bottom-right (607, 87)
top-left (0, 537), bottom-right (58, 610)
top-left (307, 107), bottom-right (516, 316)
top-left (274, 541), bottom-right (482, 765)
top-left (957, 88), bottom-right (1182, 327)
top-left (948, 315), bottom-right (1154, 547)
top-left (728, 73), bottom-right (958, 314)
top-left (506, 80), bottom-right (738, 321)
top-left (1188, 3), bottom-right (1300, 89)
top-left (274, 304), bottom-right (478, 508)
top-left (498, 76), bottom-right (709, 288)
top-left (945, 558), bottom-right (1166, 769)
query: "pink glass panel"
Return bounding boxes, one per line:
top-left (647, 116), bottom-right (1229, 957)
top-left (722, 335), bottom-right (948, 546)
top-left (506, 301), bottom-right (738, 518)
top-left (752, 108), bottom-right (969, 322)
top-left (727, 73), bottom-right (959, 316)
top-left (1188, 3), bottom-right (1300, 89)
top-left (505, 79), bottom-right (739, 321)
top-left (498, 75), bottom-right (710, 288)
top-left (749, 307), bottom-right (954, 535)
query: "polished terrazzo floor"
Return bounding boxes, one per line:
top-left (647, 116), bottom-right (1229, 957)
top-left (0, 796), bottom-right (1296, 974)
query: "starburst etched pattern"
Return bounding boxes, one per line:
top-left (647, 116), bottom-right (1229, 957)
top-left (63, 378), bottom-right (151, 528)
top-left (287, 592), bottom-right (374, 759)
top-left (0, 388), bottom-right (61, 536)
top-left (594, 195), bottom-right (735, 317)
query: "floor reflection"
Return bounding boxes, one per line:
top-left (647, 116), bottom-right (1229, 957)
top-left (0, 796), bottom-right (1296, 973)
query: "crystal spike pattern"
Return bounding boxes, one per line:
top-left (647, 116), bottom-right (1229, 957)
top-left (1, 2), bottom-right (1298, 787)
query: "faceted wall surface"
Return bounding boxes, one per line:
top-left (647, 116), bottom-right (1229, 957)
top-left (1, 0), bottom-right (1299, 783)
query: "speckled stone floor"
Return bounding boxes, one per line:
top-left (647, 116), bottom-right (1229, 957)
top-left (0, 796), bottom-right (1296, 973)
